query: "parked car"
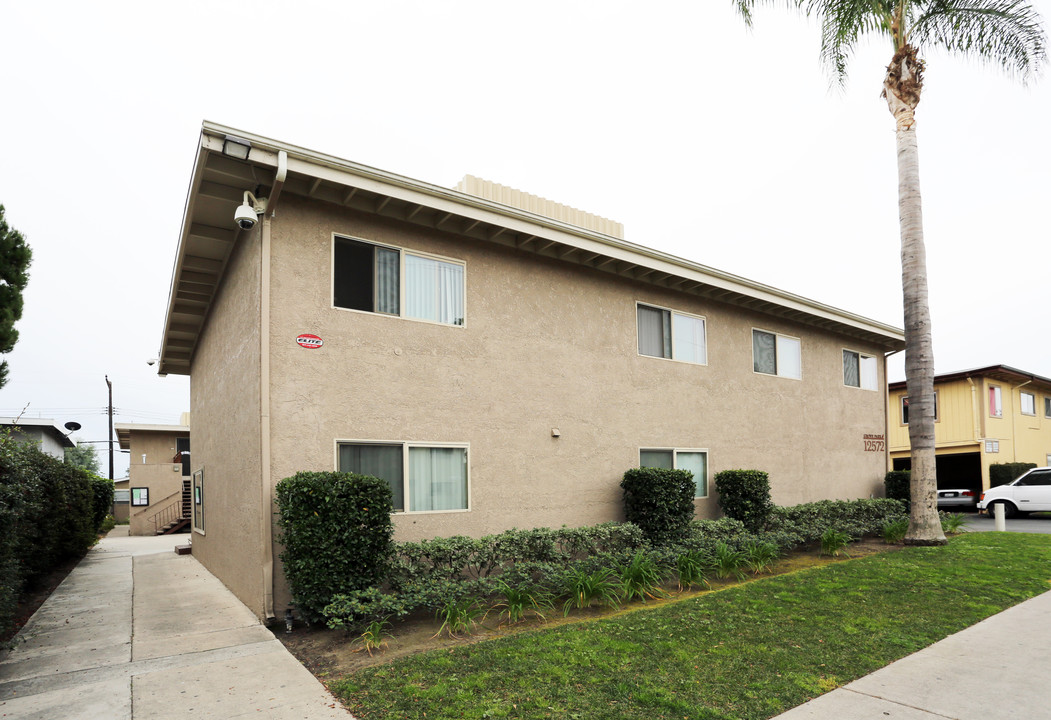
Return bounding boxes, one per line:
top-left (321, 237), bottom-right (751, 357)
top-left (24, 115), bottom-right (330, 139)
top-left (937, 488), bottom-right (978, 509)
top-left (978, 467), bottom-right (1051, 518)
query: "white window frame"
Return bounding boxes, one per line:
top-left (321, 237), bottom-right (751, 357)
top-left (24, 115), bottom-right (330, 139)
top-left (752, 328), bottom-right (801, 380)
top-left (989, 385), bottom-right (1003, 418)
top-left (635, 302), bottom-right (708, 365)
top-left (639, 447), bottom-right (710, 499)
top-left (192, 468), bottom-right (205, 535)
top-left (331, 234), bottom-right (467, 328)
top-left (842, 349), bottom-right (878, 391)
top-left (900, 391), bottom-right (939, 425)
top-left (335, 439), bottom-right (470, 514)
top-left (1020, 391), bottom-right (1036, 416)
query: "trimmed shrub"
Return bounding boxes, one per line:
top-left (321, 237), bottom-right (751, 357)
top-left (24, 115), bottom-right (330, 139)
top-left (90, 477), bottom-right (114, 533)
top-left (275, 472), bottom-right (394, 623)
top-left (989, 462), bottom-right (1037, 488)
top-left (884, 470), bottom-right (911, 510)
top-left (714, 470), bottom-right (773, 532)
top-left (621, 467), bottom-right (695, 545)
top-left (767, 498), bottom-right (906, 546)
top-left (0, 437), bottom-right (100, 634)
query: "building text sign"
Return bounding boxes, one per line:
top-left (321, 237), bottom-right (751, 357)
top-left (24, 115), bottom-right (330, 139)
top-left (863, 434), bottom-right (885, 452)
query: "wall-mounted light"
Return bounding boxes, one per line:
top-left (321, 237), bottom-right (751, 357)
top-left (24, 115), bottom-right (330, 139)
top-left (551, 428), bottom-right (561, 438)
top-left (222, 135), bottom-right (252, 161)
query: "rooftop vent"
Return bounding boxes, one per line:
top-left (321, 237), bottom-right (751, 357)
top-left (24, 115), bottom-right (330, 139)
top-left (455, 175), bottom-right (624, 239)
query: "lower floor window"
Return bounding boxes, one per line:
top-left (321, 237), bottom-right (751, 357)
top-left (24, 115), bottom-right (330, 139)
top-left (640, 448), bottom-right (708, 498)
top-left (338, 442), bottom-right (468, 512)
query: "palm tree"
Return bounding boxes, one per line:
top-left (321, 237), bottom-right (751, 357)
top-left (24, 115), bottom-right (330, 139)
top-left (735, 1), bottom-right (1045, 545)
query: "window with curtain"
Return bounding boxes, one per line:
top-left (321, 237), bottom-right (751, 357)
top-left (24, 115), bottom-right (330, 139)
top-left (333, 236), bottom-right (464, 326)
top-left (1020, 392), bottom-right (1036, 416)
top-left (636, 304), bottom-right (706, 364)
top-left (1045, 397), bottom-right (1051, 418)
top-left (640, 448), bottom-right (708, 499)
top-left (989, 386), bottom-right (1002, 417)
top-left (753, 329), bottom-right (801, 379)
top-left (843, 350), bottom-right (878, 390)
top-left (338, 442), bottom-right (468, 512)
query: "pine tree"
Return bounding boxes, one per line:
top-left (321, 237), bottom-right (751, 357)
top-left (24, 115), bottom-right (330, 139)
top-left (0, 205), bottom-right (33, 389)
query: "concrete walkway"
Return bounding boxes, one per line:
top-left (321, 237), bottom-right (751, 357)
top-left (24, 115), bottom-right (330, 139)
top-left (0, 532), bottom-right (353, 720)
top-left (771, 589), bottom-right (1051, 719)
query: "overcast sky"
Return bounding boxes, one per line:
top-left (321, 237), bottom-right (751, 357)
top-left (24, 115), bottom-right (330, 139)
top-left (1, 1), bottom-right (1048, 478)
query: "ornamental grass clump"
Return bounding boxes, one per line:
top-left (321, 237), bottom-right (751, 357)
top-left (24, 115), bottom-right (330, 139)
top-left (561, 566), bottom-right (622, 615)
top-left (940, 512), bottom-right (968, 535)
top-left (355, 617), bottom-right (392, 657)
top-left (489, 580), bottom-right (553, 625)
top-left (676, 550), bottom-right (713, 591)
top-left (882, 517), bottom-right (909, 544)
top-left (743, 539), bottom-right (780, 575)
top-left (821, 528), bottom-right (853, 557)
top-left (712, 541), bottom-right (748, 581)
top-left (434, 597), bottom-right (484, 638)
top-left (618, 550), bottom-right (667, 602)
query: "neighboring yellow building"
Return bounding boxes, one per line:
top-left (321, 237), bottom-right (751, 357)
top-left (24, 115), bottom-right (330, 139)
top-left (888, 366), bottom-right (1051, 493)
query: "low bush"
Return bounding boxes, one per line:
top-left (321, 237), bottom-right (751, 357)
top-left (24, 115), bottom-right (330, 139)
top-left (767, 498), bottom-right (906, 546)
top-left (275, 472), bottom-right (394, 623)
top-left (621, 468), bottom-right (695, 545)
top-left (714, 470), bottom-right (773, 532)
top-left (989, 462), bottom-right (1036, 487)
top-left (90, 477), bottom-right (114, 533)
top-left (820, 528), bottom-right (853, 557)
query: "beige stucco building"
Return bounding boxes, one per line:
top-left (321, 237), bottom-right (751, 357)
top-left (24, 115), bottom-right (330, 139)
top-left (115, 419), bottom-right (191, 536)
top-left (889, 366), bottom-right (1051, 493)
top-left (158, 122), bottom-right (906, 620)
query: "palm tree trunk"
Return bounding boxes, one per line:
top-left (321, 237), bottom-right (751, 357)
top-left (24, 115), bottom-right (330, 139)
top-left (885, 45), bottom-right (946, 545)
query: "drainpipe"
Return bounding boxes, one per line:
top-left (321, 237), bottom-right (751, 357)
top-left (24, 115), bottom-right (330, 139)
top-left (883, 349), bottom-right (903, 476)
top-left (1010, 379), bottom-right (1032, 462)
top-left (259, 150), bottom-right (286, 621)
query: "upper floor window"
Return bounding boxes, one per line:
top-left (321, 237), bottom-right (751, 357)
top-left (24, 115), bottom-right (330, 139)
top-left (1020, 392), bottom-right (1036, 416)
top-left (333, 236), bottom-right (465, 326)
top-left (752, 329), bottom-right (801, 379)
top-left (337, 441), bottom-right (468, 513)
top-left (843, 350), bottom-right (878, 390)
top-left (901, 392), bottom-right (938, 425)
top-left (636, 304), bottom-right (707, 364)
top-left (1045, 396), bottom-right (1051, 419)
top-left (989, 386), bottom-right (1002, 418)
top-left (640, 448), bottom-right (708, 498)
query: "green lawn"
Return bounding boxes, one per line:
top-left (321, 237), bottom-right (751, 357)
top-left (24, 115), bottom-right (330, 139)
top-left (333, 533), bottom-right (1051, 719)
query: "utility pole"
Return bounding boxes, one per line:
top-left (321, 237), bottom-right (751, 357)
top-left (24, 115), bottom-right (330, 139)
top-left (105, 375), bottom-right (113, 480)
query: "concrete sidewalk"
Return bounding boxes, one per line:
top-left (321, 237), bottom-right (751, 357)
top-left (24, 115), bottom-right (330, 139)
top-left (771, 589), bottom-right (1051, 719)
top-left (0, 532), bottom-right (352, 720)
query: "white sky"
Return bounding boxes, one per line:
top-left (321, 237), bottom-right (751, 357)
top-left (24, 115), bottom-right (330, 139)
top-left (1, 1), bottom-right (1048, 478)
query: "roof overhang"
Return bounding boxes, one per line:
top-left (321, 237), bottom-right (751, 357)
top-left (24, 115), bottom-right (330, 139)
top-left (115, 423), bottom-right (191, 451)
top-left (888, 365), bottom-right (1051, 392)
top-left (158, 121), bottom-right (906, 375)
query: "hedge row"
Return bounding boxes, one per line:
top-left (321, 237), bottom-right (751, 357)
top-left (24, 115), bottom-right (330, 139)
top-left (0, 436), bottom-right (113, 634)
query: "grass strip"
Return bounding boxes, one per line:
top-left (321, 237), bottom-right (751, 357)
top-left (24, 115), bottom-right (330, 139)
top-left (332, 533), bottom-right (1051, 719)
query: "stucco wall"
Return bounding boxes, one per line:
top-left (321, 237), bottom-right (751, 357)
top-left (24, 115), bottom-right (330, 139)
top-left (263, 196), bottom-right (890, 609)
top-left (189, 226), bottom-right (265, 616)
top-left (126, 430), bottom-right (187, 536)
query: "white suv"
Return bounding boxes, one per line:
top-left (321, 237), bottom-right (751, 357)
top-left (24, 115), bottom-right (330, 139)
top-left (978, 467), bottom-right (1051, 518)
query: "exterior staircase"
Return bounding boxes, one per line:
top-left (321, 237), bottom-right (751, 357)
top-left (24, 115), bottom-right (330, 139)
top-left (151, 480), bottom-right (192, 535)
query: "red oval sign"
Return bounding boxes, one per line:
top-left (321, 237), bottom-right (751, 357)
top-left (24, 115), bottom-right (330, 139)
top-left (296, 334), bottom-right (323, 349)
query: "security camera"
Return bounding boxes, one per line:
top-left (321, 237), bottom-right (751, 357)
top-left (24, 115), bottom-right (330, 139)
top-left (147, 358), bottom-right (158, 366)
top-left (234, 202), bottom-right (257, 230)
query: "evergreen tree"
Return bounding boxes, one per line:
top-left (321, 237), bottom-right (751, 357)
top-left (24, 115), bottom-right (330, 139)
top-left (65, 442), bottom-right (101, 475)
top-left (0, 205), bottom-right (32, 389)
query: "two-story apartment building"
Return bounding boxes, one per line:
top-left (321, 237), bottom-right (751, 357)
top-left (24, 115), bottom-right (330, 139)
top-left (115, 418), bottom-right (191, 536)
top-left (157, 122), bottom-right (906, 620)
top-left (889, 366), bottom-right (1051, 494)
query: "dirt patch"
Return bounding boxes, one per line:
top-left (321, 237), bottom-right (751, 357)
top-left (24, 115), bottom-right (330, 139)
top-left (274, 539), bottom-right (901, 680)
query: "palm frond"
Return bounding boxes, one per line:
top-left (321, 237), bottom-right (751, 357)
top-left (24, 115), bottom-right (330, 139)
top-left (911, 0), bottom-right (1047, 81)
top-left (804, 0), bottom-right (897, 86)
